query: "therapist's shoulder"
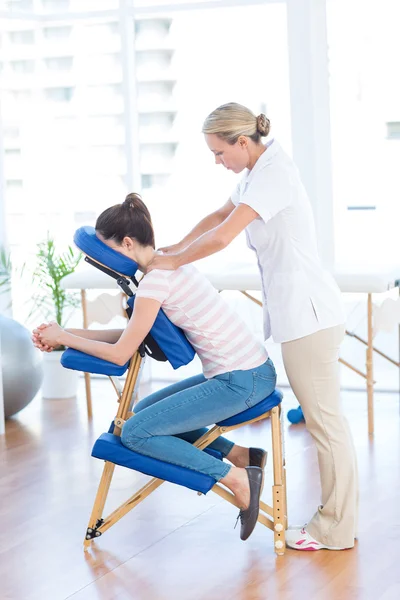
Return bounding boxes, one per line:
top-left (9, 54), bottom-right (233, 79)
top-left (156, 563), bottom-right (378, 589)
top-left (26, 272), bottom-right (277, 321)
top-left (254, 163), bottom-right (293, 191)
top-left (264, 143), bottom-right (290, 166)
top-left (256, 149), bottom-right (296, 185)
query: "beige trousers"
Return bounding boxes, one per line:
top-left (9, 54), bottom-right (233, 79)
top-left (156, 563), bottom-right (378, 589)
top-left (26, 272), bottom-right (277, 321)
top-left (281, 324), bottom-right (358, 548)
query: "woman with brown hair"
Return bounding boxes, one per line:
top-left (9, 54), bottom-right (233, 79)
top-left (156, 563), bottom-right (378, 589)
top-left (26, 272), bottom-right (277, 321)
top-left (33, 193), bottom-right (277, 542)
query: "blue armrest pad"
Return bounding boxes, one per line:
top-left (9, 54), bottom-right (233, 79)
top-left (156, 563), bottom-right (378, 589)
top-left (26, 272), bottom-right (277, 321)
top-left (92, 433), bottom-right (216, 495)
top-left (61, 348), bottom-right (129, 376)
top-left (74, 226), bottom-right (139, 278)
top-left (128, 296), bottom-right (195, 370)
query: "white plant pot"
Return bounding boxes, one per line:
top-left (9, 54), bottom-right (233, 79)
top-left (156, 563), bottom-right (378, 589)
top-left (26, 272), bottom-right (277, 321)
top-left (42, 350), bottom-right (79, 399)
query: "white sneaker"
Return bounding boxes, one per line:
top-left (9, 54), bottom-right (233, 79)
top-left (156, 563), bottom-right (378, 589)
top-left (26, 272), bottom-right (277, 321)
top-left (285, 527), bottom-right (352, 551)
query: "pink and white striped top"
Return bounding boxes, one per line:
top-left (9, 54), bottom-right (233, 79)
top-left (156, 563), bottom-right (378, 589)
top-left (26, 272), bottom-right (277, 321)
top-left (136, 265), bottom-right (268, 378)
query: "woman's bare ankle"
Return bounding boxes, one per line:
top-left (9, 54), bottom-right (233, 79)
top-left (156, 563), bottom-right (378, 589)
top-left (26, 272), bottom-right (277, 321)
top-left (220, 467), bottom-right (250, 509)
top-left (226, 445), bottom-right (250, 468)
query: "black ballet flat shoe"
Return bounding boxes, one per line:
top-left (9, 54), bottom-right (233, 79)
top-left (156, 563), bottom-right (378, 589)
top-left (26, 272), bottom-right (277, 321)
top-left (249, 447), bottom-right (268, 470)
top-left (234, 466), bottom-right (263, 541)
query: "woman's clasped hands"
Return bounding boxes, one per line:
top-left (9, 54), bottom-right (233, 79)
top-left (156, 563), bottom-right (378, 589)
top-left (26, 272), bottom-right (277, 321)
top-left (32, 322), bottom-right (65, 352)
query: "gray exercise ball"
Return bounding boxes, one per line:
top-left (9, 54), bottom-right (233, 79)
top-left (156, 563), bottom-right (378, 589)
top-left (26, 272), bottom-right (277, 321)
top-left (0, 314), bottom-right (43, 418)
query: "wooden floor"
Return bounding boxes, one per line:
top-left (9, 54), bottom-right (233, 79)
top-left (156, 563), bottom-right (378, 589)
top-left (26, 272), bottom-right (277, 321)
top-left (1, 377), bottom-right (400, 600)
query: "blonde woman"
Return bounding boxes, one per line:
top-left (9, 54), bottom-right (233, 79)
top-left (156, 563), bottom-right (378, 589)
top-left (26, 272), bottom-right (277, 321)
top-left (148, 102), bottom-right (358, 551)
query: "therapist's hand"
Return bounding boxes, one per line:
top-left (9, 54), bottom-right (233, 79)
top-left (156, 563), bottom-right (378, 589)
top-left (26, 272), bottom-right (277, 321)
top-left (158, 243), bottom-right (183, 254)
top-left (147, 253), bottom-right (180, 272)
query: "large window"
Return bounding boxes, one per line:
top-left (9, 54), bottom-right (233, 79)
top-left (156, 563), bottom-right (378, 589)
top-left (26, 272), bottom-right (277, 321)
top-left (327, 0), bottom-right (400, 266)
top-left (1, 2), bottom-right (290, 272)
top-left (5, 0), bottom-right (399, 273)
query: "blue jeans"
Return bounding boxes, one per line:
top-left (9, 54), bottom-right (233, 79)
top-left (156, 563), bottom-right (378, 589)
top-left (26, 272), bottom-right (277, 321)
top-left (121, 358), bottom-right (277, 482)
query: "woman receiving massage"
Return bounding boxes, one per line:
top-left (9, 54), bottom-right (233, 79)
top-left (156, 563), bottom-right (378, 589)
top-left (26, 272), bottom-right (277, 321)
top-left (32, 193), bottom-right (277, 541)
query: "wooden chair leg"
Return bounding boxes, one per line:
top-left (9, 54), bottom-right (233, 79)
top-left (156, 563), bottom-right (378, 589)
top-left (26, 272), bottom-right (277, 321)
top-left (83, 353), bottom-right (143, 548)
top-left (271, 406), bottom-right (286, 555)
top-left (84, 372), bottom-right (93, 420)
top-left (84, 461), bottom-right (115, 549)
top-left (280, 406), bottom-right (288, 529)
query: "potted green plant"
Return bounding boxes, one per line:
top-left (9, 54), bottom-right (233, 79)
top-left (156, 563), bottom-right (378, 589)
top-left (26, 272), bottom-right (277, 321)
top-left (32, 237), bottom-right (82, 399)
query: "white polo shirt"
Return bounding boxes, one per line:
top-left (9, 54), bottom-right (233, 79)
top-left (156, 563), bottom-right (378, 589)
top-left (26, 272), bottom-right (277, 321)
top-left (231, 139), bottom-right (345, 343)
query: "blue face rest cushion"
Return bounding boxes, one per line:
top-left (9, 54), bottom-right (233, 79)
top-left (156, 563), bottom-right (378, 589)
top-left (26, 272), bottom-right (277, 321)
top-left (74, 226), bottom-right (139, 277)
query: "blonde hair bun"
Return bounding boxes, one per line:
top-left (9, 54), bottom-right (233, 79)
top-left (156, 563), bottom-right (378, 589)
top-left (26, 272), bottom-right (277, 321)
top-left (202, 102), bottom-right (271, 144)
top-left (256, 114), bottom-right (270, 137)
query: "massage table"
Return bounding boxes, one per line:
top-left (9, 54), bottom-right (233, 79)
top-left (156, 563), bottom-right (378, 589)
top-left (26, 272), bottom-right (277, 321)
top-left (61, 257), bottom-right (400, 435)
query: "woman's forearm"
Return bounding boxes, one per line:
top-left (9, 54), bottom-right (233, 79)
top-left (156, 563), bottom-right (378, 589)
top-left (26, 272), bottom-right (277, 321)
top-left (65, 328), bottom-right (123, 343)
top-left (175, 227), bottom-right (227, 267)
top-left (178, 210), bottom-right (226, 249)
top-left (60, 331), bottom-right (130, 365)
top-left (147, 200), bottom-right (237, 272)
